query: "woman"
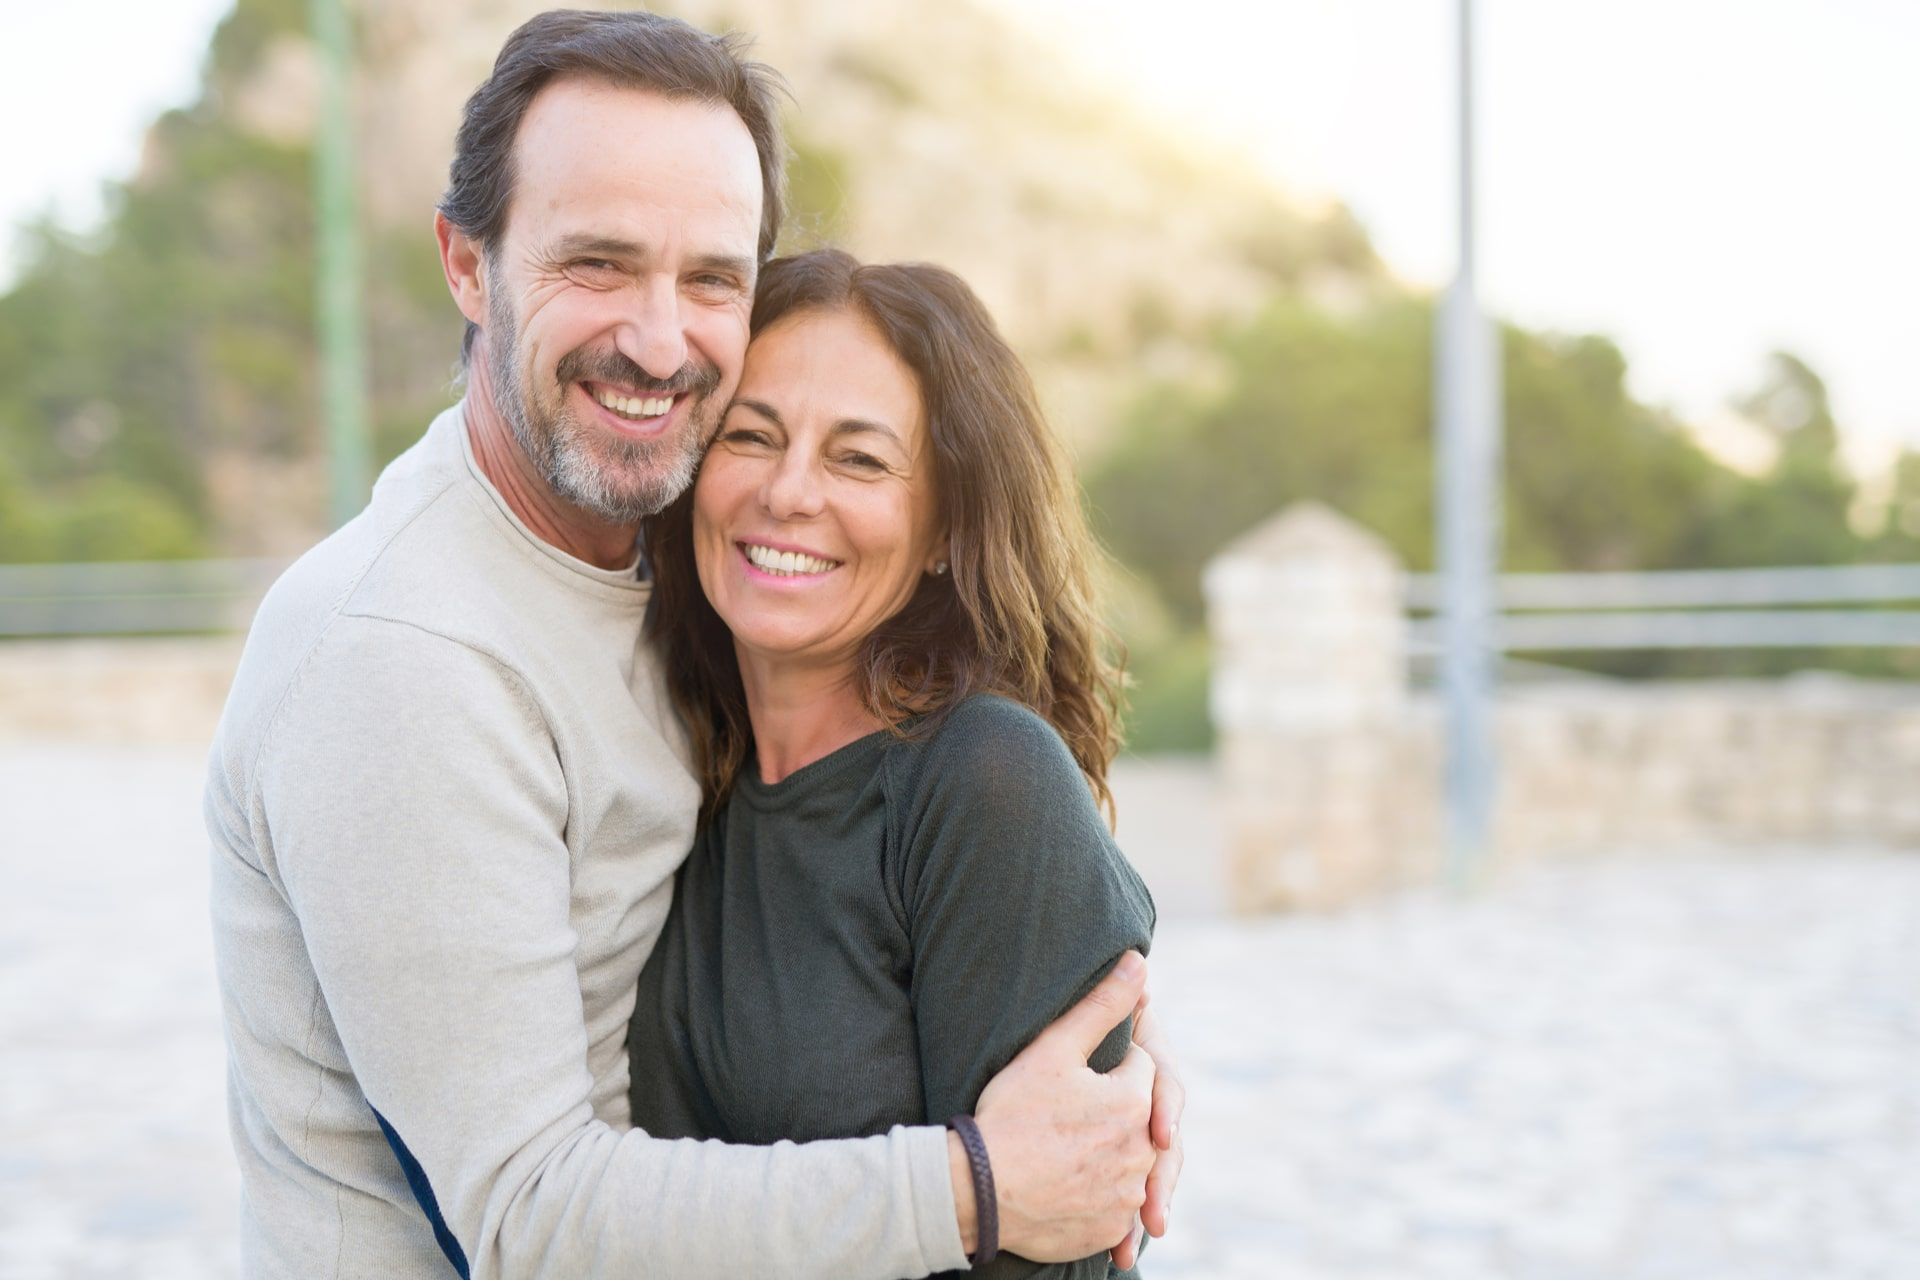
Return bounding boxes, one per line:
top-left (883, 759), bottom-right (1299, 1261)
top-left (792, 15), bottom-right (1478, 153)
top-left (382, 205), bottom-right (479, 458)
top-left (630, 249), bottom-right (1155, 1278)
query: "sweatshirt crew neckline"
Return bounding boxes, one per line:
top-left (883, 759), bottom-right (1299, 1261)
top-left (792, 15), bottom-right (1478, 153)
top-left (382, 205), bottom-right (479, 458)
top-left (447, 401), bottom-right (650, 598)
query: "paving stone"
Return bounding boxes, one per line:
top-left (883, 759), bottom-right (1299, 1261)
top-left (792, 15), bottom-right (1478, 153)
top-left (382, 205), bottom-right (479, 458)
top-left (4, 746), bottom-right (1918, 1278)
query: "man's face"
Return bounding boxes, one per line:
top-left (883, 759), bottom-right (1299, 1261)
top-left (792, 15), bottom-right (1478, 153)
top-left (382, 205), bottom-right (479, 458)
top-left (482, 79), bottom-right (763, 523)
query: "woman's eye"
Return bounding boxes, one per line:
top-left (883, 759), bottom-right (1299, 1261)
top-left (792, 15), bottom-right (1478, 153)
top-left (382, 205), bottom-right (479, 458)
top-left (838, 452), bottom-right (888, 472)
top-left (718, 428), bottom-right (773, 447)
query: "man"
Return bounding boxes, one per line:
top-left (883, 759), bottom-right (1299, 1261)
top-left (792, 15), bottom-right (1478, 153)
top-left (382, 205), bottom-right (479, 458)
top-left (206, 10), bottom-right (1183, 1277)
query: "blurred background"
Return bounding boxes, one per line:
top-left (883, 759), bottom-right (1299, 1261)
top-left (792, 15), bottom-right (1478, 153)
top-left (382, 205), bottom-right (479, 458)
top-left (2, 1), bottom-right (1917, 1276)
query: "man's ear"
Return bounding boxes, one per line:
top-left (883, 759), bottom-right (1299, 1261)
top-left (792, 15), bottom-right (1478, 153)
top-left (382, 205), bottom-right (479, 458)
top-left (436, 211), bottom-right (489, 329)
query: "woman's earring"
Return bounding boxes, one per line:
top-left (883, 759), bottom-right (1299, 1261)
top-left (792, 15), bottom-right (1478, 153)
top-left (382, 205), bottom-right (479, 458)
top-left (934, 561), bottom-right (949, 576)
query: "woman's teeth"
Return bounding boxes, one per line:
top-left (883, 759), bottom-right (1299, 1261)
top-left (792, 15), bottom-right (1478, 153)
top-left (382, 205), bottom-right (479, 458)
top-left (743, 544), bottom-right (840, 576)
top-left (593, 387), bottom-right (673, 420)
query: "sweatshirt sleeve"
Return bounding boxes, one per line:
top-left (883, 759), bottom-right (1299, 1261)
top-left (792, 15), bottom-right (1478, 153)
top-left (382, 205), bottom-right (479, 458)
top-left (256, 615), bottom-right (966, 1278)
top-left (894, 697), bottom-right (1158, 1280)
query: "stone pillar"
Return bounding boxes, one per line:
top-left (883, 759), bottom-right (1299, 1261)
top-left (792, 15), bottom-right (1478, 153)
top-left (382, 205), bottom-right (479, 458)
top-left (1204, 503), bottom-right (1411, 911)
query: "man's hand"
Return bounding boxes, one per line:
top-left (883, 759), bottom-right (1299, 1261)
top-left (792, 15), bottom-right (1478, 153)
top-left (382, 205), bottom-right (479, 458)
top-left (1108, 993), bottom-right (1185, 1269)
top-left (961, 950), bottom-right (1156, 1262)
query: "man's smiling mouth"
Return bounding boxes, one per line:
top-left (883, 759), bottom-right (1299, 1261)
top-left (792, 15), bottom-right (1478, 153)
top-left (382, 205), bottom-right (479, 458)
top-left (586, 380), bottom-right (675, 421)
top-left (739, 542), bottom-right (842, 577)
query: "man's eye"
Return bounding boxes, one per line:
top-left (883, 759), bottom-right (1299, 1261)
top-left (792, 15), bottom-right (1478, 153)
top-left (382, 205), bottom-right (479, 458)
top-left (574, 258), bottom-right (619, 273)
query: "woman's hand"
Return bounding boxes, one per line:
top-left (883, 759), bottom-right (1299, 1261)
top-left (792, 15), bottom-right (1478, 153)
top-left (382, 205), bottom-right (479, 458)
top-left (1109, 993), bottom-right (1185, 1268)
top-left (965, 951), bottom-right (1157, 1261)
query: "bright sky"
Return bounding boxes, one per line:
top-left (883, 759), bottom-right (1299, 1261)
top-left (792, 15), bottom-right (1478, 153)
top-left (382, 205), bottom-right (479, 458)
top-left (3, 0), bottom-right (1916, 474)
top-left (0, 0), bottom-right (233, 268)
top-left (990, 0), bottom-right (1920, 476)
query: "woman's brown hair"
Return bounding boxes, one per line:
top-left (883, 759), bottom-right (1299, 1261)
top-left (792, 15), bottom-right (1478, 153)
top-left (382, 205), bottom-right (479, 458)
top-left (645, 249), bottom-right (1125, 820)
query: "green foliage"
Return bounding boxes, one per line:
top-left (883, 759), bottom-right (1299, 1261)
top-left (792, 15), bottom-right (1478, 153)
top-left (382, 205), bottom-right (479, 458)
top-left (1088, 300), bottom-right (1881, 627)
top-left (1087, 298), bottom-right (1434, 622)
top-left (1122, 629), bottom-right (1214, 753)
top-left (781, 129), bottom-right (853, 252)
top-left (1085, 297), bottom-right (1911, 710)
top-left (0, 0), bottom-right (467, 562)
top-left (0, 454), bottom-right (204, 562)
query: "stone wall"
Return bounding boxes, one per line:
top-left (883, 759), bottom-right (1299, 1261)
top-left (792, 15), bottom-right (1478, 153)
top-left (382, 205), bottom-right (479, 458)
top-left (1206, 504), bottom-right (1920, 912)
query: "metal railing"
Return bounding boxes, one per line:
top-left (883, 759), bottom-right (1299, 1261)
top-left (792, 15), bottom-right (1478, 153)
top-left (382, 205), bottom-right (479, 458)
top-left (1407, 564), bottom-right (1920, 652)
top-left (4, 557), bottom-right (1919, 648)
top-left (0, 559), bottom-right (289, 637)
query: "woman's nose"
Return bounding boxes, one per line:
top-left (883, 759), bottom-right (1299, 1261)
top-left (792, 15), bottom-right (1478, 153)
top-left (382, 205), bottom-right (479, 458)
top-left (761, 453), bottom-right (825, 521)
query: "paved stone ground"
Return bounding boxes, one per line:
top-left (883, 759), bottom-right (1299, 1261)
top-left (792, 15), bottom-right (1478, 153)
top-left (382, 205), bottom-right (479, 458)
top-left (3, 744), bottom-right (1918, 1278)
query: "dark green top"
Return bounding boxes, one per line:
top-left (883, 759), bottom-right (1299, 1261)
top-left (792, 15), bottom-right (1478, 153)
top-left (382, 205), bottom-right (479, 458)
top-left (628, 694), bottom-right (1156, 1278)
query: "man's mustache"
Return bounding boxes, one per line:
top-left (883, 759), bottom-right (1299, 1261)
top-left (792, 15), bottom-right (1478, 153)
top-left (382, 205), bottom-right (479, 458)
top-left (555, 347), bottom-right (721, 399)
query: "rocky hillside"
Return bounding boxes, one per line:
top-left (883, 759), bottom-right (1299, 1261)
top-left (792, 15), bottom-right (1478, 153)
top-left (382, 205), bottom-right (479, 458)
top-left (226, 0), bottom-right (1388, 444)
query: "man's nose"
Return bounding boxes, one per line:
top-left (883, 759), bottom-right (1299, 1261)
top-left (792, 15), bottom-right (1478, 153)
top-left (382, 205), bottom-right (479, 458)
top-left (614, 278), bottom-right (689, 381)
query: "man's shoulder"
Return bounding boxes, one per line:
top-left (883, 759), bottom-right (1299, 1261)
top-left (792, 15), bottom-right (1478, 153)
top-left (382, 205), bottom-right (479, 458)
top-left (211, 415), bottom-right (517, 773)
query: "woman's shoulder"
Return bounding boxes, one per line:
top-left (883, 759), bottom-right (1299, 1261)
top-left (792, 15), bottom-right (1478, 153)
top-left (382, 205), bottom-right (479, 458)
top-left (882, 691), bottom-right (1155, 957)
top-left (884, 692), bottom-right (1080, 803)
top-left (880, 692), bottom-right (1116, 875)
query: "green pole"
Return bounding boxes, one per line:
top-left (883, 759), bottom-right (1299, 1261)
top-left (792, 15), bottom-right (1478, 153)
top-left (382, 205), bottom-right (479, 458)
top-left (311, 0), bottom-right (371, 528)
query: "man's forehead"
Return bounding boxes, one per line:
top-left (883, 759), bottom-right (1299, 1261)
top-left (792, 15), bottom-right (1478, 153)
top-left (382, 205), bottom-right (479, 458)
top-left (507, 77), bottom-right (762, 248)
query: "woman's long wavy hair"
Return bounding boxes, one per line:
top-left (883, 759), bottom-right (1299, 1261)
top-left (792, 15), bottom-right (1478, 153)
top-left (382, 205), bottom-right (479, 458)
top-left (644, 249), bottom-right (1125, 822)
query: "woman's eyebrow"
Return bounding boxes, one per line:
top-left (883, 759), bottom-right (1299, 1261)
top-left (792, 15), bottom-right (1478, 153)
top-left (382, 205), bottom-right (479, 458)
top-left (831, 418), bottom-right (904, 448)
top-left (731, 398), bottom-right (782, 425)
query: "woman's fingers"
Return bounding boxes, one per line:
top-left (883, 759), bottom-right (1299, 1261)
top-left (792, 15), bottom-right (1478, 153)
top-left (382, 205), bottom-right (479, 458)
top-left (1132, 1004), bottom-right (1186, 1150)
top-left (1141, 1130), bottom-right (1184, 1237)
top-left (1107, 1218), bottom-right (1144, 1271)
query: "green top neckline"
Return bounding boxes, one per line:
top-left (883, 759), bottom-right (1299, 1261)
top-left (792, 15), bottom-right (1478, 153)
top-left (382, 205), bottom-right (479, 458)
top-left (733, 727), bottom-right (896, 810)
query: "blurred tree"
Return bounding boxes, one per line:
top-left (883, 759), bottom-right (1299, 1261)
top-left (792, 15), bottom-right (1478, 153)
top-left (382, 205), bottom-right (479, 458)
top-left (1087, 302), bottom-right (1894, 626)
top-left (0, 0), bottom-right (315, 560)
top-left (1085, 300), bottom-right (1917, 736)
top-left (1086, 299), bottom-right (1432, 623)
top-left (1692, 352), bottom-right (1860, 568)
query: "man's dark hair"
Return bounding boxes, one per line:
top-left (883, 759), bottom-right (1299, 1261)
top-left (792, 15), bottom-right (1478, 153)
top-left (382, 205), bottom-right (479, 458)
top-left (440, 9), bottom-right (790, 360)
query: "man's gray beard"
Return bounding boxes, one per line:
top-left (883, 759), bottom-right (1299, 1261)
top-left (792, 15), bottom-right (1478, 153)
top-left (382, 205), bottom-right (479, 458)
top-left (486, 299), bottom-right (707, 523)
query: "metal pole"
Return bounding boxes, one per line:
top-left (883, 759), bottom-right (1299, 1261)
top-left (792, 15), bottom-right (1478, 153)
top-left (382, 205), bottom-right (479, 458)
top-left (1435, 0), bottom-right (1502, 888)
top-left (312, 0), bottom-right (371, 527)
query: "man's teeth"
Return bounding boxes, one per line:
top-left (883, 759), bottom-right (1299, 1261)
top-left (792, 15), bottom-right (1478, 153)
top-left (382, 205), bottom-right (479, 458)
top-left (592, 387), bottom-right (674, 419)
top-left (743, 544), bottom-right (840, 576)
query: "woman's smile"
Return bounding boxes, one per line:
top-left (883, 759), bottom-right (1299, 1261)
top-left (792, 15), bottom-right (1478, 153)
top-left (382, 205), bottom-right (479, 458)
top-left (735, 539), bottom-right (845, 582)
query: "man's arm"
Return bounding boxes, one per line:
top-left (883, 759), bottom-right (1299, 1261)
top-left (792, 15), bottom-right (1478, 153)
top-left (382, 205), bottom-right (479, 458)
top-left (262, 619), bottom-right (961, 1277)
top-left (259, 618), bottom-right (1151, 1277)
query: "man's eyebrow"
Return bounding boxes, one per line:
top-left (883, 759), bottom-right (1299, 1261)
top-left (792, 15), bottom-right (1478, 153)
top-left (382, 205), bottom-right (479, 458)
top-left (548, 233), bottom-right (645, 260)
top-left (687, 251), bottom-right (756, 279)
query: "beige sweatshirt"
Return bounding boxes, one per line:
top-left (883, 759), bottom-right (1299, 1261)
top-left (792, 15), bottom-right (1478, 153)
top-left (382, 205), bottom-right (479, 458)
top-left (204, 404), bottom-right (965, 1278)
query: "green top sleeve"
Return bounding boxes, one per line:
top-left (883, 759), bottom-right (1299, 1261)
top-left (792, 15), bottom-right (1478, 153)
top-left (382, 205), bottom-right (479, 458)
top-left (893, 696), bottom-right (1157, 1278)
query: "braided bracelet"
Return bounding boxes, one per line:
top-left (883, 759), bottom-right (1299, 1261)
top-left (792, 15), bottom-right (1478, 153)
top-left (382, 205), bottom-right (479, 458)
top-left (947, 1114), bottom-right (999, 1267)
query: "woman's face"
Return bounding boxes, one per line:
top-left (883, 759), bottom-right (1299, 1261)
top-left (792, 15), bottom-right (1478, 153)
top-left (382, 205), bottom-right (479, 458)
top-left (692, 307), bottom-right (945, 672)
